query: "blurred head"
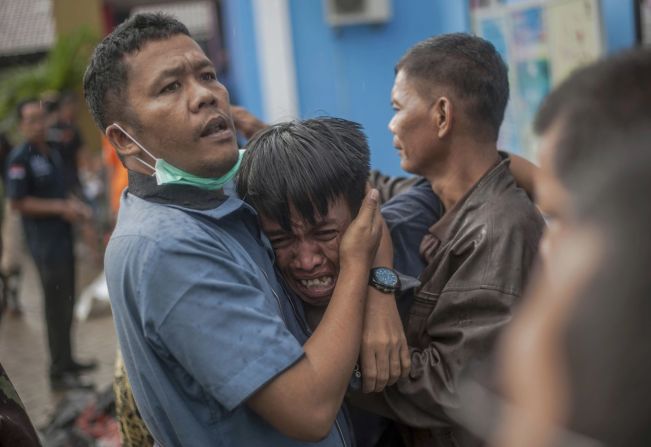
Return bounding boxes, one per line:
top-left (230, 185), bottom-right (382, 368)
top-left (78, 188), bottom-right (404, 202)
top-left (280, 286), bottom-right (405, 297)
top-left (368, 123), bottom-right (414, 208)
top-left (236, 117), bottom-right (370, 306)
top-left (496, 48), bottom-right (651, 447)
top-left (58, 91), bottom-right (78, 123)
top-left (40, 90), bottom-right (61, 125)
top-left (389, 34), bottom-right (508, 175)
top-left (84, 13), bottom-right (237, 178)
top-left (535, 48), bottom-right (651, 191)
top-left (17, 98), bottom-right (46, 144)
top-left (533, 47), bottom-right (651, 268)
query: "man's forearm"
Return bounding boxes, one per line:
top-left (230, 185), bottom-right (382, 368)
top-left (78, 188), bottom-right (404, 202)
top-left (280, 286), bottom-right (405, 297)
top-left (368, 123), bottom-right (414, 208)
top-left (303, 262), bottom-right (371, 409)
top-left (247, 262), bottom-right (371, 441)
top-left (11, 197), bottom-right (65, 218)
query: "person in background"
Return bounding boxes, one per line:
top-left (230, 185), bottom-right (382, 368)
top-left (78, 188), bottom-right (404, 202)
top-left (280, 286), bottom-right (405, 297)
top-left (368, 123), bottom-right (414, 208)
top-left (47, 91), bottom-right (103, 265)
top-left (46, 91), bottom-right (86, 196)
top-left (6, 99), bottom-right (96, 391)
top-left (102, 135), bottom-right (128, 222)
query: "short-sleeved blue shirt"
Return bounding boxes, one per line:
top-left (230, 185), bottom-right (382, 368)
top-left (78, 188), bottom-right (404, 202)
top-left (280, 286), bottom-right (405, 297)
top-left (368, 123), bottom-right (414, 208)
top-left (105, 173), bottom-right (353, 447)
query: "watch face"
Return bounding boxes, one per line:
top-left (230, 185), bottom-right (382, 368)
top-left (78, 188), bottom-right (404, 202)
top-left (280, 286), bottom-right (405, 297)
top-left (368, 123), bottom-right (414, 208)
top-left (373, 267), bottom-right (399, 288)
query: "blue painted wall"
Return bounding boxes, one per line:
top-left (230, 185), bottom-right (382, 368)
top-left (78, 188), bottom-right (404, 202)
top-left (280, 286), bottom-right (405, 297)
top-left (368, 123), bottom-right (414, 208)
top-left (220, 0), bottom-right (264, 120)
top-left (601, 0), bottom-right (636, 52)
top-left (288, 0), bottom-right (469, 175)
top-left (223, 0), bottom-right (636, 175)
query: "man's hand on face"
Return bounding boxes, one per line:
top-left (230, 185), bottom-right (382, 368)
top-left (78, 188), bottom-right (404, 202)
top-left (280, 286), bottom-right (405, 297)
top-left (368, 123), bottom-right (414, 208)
top-left (338, 189), bottom-right (382, 269)
top-left (360, 218), bottom-right (411, 393)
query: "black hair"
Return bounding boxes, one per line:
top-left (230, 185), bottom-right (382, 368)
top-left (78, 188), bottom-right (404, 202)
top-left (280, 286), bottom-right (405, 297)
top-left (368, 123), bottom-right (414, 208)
top-left (396, 33), bottom-right (509, 142)
top-left (533, 48), bottom-right (651, 189)
top-left (236, 117), bottom-right (370, 232)
top-left (83, 13), bottom-right (190, 131)
top-left (16, 98), bottom-right (40, 121)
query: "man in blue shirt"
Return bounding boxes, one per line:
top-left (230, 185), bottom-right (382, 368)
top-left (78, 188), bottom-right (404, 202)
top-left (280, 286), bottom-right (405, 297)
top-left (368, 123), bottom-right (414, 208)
top-left (84, 13), bottom-right (386, 446)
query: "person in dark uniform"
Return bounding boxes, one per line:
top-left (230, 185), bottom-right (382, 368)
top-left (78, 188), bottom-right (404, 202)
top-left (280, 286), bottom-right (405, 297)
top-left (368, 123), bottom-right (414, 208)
top-left (5, 98), bottom-right (96, 391)
top-left (45, 91), bottom-right (85, 196)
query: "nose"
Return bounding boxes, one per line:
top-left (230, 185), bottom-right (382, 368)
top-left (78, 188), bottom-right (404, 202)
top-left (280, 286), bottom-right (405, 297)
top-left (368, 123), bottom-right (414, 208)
top-left (189, 79), bottom-right (219, 113)
top-left (291, 240), bottom-right (325, 272)
top-left (388, 115), bottom-right (397, 134)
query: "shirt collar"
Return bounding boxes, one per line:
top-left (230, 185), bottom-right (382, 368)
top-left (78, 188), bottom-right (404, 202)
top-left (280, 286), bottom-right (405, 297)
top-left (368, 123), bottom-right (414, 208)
top-left (126, 170), bottom-right (265, 234)
top-left (419, 152), bottom-right (510, 262)
top-left (127, 171), bottom-right (226, 211)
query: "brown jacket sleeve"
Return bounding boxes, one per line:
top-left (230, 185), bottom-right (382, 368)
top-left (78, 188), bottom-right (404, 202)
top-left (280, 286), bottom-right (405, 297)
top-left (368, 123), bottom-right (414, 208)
top-left (383, 286), bottom-right (516, 428)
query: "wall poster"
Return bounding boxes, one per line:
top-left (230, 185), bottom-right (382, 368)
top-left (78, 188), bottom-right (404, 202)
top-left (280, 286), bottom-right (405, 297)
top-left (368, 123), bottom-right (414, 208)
top-left (470, 0), bottom-right (604, 160)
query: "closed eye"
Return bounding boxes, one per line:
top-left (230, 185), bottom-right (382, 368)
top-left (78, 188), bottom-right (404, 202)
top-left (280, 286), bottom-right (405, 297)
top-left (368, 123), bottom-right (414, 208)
top-left (314, 230), bottom-right (338, 241)
top-left (269, 236), bottom-right (293, 249)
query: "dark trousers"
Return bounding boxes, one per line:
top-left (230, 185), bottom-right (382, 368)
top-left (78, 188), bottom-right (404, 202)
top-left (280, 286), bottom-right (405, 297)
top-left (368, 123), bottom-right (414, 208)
top-left (33, 257), bottom-right (75, 377)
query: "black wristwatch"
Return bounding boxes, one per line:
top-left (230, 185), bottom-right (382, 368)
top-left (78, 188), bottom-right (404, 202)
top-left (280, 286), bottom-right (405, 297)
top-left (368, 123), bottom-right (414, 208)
top-left (369, 267), bottom-right (401, 294)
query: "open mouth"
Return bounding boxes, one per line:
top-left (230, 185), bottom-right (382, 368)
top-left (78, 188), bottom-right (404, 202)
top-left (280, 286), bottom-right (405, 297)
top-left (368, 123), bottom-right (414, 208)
top-left (200, 115), bottom-right (230, 138)
top-left (299, 276), bottom-right (334, 289)
top-left (294, 275), bottom-right (336, 303)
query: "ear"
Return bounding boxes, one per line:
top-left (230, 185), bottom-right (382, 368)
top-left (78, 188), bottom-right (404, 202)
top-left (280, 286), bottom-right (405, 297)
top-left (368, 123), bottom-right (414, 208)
top-left (105, 124), bottom-right (153, 174)
top-left (431, 97), bottom-right (453, 139)
top-left (105, 124), bottom-right (140, 160)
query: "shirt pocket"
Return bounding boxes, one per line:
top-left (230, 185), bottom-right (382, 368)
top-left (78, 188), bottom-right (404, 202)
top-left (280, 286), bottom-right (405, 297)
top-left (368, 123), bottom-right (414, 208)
top-left (406, 290), bottom-right (439, 346)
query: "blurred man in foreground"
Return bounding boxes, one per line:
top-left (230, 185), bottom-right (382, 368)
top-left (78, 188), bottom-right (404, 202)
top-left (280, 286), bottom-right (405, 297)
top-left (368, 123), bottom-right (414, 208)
top-left (495, 47), bottom-right (651, 447)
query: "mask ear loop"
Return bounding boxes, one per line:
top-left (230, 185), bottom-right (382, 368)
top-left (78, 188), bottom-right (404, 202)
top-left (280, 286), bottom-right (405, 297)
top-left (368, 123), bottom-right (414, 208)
top-left (106, 123), bottom-right (157, 176)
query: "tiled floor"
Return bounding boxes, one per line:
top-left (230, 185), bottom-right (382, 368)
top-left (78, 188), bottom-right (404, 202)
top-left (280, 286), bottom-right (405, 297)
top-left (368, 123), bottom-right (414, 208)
top-left (0, 250), bottom-right (117, 428)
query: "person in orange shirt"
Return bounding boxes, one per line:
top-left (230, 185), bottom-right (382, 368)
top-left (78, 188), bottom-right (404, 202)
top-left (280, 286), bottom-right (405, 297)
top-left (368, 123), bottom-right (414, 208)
top-left (102, 135), bottom-right (128, 219)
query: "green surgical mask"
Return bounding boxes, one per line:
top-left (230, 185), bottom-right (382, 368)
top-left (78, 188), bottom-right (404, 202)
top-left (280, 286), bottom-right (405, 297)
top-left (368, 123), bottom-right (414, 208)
top-left (108, 123), bottom-right (243, 191)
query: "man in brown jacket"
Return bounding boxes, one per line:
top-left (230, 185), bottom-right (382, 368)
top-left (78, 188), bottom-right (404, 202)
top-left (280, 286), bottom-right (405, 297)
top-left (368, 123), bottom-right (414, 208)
top-left (353, 33), bottom-right (544, 446)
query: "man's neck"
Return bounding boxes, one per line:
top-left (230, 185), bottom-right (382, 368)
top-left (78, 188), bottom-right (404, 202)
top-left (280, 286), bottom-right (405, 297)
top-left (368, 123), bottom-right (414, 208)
top-left (304, 303), bottom-right (325, 330)
top-left (426, 138), bottom-right (500, 213)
